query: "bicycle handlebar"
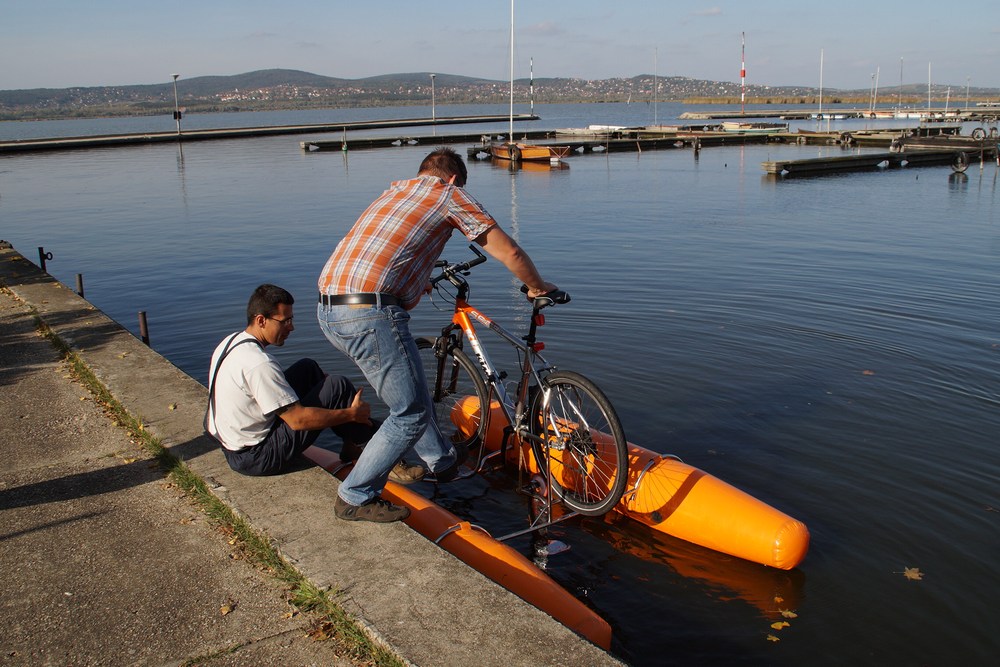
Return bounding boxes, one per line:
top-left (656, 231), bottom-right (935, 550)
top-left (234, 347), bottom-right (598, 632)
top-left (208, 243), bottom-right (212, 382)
top-left (431, 245), bottom-right (570, 308)
top-left (430, 245), bottom-right (488, 286)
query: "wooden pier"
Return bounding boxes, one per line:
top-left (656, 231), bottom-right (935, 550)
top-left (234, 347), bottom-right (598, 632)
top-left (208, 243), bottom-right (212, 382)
top-left (761, 148), bottom-right (995, 176)
top-left (0, 114), bottom-right (536, 154)
top-left (680, 107), bottom-right (1000, 123)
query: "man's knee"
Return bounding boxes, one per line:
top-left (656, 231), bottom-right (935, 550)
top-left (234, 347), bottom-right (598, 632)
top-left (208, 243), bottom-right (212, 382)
top-left (285, 358), bottom-right (323, 383)
top-left (314, 374), bottom-right (356, 410)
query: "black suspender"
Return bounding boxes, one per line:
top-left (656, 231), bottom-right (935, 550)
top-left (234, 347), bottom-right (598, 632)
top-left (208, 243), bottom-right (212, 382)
top-left (204, 333), bottom-right (263, 437)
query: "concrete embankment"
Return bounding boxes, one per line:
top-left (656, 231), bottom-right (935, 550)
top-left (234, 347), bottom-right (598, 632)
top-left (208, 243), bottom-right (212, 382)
top-left (0, 242), bottom-right (622, 666)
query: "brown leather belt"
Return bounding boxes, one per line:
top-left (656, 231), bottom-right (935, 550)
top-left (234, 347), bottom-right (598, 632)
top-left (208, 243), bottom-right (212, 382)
top-left (318, 292), bottom-right (400, 307)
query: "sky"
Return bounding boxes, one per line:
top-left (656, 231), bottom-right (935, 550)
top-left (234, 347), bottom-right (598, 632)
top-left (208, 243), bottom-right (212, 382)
top-left (2, 1), bottom-right (999, 92)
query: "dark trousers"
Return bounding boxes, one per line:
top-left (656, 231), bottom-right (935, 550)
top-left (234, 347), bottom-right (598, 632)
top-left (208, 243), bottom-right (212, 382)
top-left (223, 359), bottom-right (373, 476)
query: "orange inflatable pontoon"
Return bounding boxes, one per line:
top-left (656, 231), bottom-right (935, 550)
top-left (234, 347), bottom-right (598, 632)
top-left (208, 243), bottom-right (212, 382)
top-left (451, 397), bottom-right (810, 571)
top-left (302, 445), bottom-right (613, 650)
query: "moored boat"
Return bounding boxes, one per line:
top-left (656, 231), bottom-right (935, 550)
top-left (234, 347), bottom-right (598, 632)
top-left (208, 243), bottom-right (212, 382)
top-left (490, 141), bottom-right (571, 162)
top-left (721, 121), bottom-right (788, 134)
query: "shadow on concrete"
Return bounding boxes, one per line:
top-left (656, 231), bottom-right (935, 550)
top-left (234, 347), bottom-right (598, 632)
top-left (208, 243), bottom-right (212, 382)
top-left (0, 453), bottom-right (165, 513)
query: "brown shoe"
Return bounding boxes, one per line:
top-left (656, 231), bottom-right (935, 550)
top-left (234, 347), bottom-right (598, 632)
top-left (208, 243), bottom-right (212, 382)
top-left (389, 460), bottom-right (427, 485)
top-left (335, 495), bottom-right (410, 523)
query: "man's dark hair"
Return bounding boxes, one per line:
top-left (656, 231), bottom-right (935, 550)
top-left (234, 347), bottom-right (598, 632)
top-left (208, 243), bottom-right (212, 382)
top-left (247, 284), bottom-right (294, 324)
top-left (418, 147), bottom-right (468, 188)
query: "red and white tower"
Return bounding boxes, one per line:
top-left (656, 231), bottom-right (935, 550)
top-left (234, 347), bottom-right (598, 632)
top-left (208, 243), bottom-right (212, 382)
top-left (741, 32), bottom-right (746, 115)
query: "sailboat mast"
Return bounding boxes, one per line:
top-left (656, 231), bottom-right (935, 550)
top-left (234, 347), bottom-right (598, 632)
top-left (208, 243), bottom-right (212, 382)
top-left (818, 49), bottom-right (824, 119)
top-left (508, 0), bottom-right (514, 142)
top-left (927, 62), bottom-right (931, 112)
top-left (874, 65), bottom-right (880, 111)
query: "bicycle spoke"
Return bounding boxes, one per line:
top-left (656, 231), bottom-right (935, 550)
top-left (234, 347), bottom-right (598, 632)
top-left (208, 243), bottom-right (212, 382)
top-left (531, 371), bottom-right (628, 516)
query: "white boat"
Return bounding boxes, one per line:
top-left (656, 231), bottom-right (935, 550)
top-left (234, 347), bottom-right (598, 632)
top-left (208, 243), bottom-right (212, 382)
top-left (554, 125), bottom-right (627, 136)
top-left (721, 121), bottom-right (787, 134)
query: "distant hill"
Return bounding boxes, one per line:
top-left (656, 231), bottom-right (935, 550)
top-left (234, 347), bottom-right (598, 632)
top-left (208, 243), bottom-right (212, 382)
top-left (2, 68), bottom-right (996, 121)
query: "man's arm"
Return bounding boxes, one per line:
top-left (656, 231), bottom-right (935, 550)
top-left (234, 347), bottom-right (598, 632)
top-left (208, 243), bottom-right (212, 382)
top-left (476, 226), bottom-right (556, 298)
top-left (276, 389), bottom-right (372, 431)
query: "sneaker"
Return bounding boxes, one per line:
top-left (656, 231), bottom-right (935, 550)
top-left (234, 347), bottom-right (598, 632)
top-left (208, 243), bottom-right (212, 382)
top-left (389, 460), bottom-right (427, 485)
top-left (429, 442), bottom-right (469, 483)
top-left (334, 495), bottom-right (410, 523)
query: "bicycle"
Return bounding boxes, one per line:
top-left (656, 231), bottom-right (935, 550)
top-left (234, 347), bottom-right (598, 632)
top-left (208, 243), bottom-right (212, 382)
top-left (417, 245), bottom-right (628, 526)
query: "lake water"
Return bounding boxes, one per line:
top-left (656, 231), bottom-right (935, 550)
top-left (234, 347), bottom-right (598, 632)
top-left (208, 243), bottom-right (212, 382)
top-left (2, 103), bottom-right (998, 665)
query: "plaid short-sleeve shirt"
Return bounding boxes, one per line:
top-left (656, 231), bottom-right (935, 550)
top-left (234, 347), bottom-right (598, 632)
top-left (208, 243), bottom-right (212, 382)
top-left (318, 175), bottom-right (497, 309)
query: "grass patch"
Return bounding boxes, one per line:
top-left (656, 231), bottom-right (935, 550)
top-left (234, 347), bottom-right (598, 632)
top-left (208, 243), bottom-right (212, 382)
top-left (30, 311), bottom-right (404, 667)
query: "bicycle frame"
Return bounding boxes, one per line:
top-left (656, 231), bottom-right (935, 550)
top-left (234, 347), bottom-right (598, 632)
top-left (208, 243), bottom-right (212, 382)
top-left (432, 275), bottom-right (552, 450)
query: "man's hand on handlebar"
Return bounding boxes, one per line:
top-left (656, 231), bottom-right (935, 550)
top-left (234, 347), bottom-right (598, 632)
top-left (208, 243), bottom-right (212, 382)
top-left (526, 282), bottom-right (559, 299)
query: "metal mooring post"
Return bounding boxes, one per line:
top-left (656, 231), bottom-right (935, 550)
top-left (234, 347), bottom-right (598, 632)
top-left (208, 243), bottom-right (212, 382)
top-left (75, 274), bottom-right (85, 298)
top-left (37, 246), bottom-right (53, 272)
top-left (138, 311), bottom-right (150, 346)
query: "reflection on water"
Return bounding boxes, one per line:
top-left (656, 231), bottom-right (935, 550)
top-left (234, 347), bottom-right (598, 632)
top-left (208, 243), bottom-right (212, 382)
top-left (2, 104), bottom-right (999, 665)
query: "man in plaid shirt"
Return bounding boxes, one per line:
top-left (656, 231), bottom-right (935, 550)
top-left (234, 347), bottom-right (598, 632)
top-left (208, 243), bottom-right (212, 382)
top-left (318, 148), bottom-right (556, 523)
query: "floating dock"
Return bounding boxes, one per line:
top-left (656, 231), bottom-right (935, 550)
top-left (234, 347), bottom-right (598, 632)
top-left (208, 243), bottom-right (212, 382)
top-left (680, 107), bottom-right (1000, 122)
top-left (761, 148), bottom-right (994, 176)
top-left (0, 114), bottom-right (537, 153)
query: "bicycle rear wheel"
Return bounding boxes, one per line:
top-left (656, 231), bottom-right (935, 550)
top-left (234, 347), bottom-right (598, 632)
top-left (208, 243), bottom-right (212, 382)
top-left (416, 337), bottom-right (488, 449)
top-left (529, 371), bottom-right (628, 516)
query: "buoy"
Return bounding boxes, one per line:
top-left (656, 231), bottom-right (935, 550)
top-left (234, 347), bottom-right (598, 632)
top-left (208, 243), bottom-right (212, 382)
top-left (952, 152), bottom-right (969, 173)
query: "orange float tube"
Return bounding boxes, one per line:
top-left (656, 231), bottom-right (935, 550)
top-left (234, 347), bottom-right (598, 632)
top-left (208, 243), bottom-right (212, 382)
top-left (451, 397), bottom-right (809, 570)
top-left (302, 445), bottom-right (612, 650)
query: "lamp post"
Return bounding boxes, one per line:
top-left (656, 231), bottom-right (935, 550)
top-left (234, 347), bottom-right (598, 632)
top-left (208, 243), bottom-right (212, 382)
top-left (171, 74), bottom-right (181, 135)
top-left (966, 76), bottom-right (970, 110)
top-left (430, 73), bottom-right (436, 135)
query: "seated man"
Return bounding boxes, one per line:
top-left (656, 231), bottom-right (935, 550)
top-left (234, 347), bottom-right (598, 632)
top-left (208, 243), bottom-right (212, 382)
top-left (205, 285), bottom-right (421, 520)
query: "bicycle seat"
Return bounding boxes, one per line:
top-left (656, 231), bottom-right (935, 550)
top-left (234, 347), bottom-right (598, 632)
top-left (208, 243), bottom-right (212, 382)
top-left (521, 285), bottom-right (571, 307)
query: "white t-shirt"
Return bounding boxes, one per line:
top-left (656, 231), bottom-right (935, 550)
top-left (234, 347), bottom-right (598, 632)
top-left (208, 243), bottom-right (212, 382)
top-left (206, 331), bottom-right (298, 451)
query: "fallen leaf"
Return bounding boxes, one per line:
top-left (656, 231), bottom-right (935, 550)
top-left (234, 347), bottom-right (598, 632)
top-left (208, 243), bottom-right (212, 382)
top-left (770, 621), bottom-right (790, 631)
top-left (220, 601), bottom-right (235, 616)
top-left (307, 620), bottom-right (335, 641)
top-left (168, 403), bottom-right (178, 411)
top-left (780, 609), bottom-right (798, 619)
top-left (903, 566), bottom-right (924, 581)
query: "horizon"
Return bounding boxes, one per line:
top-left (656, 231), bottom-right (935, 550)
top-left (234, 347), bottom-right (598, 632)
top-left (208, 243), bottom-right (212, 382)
top-left (3, 67), bottom-right (997, 95)
top-left (2, 1), bottom-right (999, 91)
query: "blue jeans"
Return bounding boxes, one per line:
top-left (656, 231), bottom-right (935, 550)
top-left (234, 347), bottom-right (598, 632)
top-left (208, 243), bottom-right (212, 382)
top-left (317, 301), bottom-right (457, 506)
